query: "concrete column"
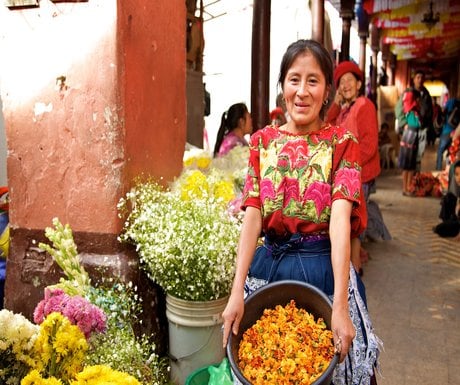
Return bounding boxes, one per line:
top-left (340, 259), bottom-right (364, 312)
top-left (251, 0), bottom-right (271, 131)
top-left (0, 0), bottom-right (186, 354)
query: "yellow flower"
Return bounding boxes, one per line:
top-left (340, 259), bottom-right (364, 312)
top-left (21, 370), bottom-right (64, 385)
top-left (178, 170), bottom-right (209, 200)
top-left (183, 148), bottom-right (212, 170)
top-left (212, 180), bottom-right (235, 203)
top-left (70, 365), bottom-right (141, 385)
top-left (32, 313), bottom-right (88, 382)
top-left (196, 156), bottom-right (211, 169)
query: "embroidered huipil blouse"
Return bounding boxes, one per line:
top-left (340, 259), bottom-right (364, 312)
top-left (241, 124), bottom-right (365, 239)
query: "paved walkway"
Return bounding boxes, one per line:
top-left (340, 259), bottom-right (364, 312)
top-left (362, 146), bottom-right (459, 385)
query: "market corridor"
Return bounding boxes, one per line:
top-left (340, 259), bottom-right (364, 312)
top-left (362, 146), bottom-right (459, 385)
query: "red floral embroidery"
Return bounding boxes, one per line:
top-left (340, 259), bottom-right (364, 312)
top-left (334, 167), bottom-right (361, 198)
top-left (260, 179), bottom-right (276, 202)
top-left (303, 181), bottom-right (331, 217)
top-left (278, 139), bottom-right (309, 170)
top-left (277, 177), bottom-right (300, 208)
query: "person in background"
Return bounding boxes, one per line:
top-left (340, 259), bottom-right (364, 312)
top-left (325, 60), bottom-right (381, 275)
top-left (433, 159), bottom-right (460, 240)
top-left (222, 39), bottom-right (381, 385)
top-left (213, 103), bottom-right (252, 157)
top-left (275, 92), bottom-right (289, 124)
top-left (436, 97), bottom-right (460, 170)
top-left (432, 98), bottom-right (443, 140)
top-left (398, 89), bottom-right (421, 196)
top-left (378, 122), bottom-right (392, 147)
top-left (411, 69), bottom-right (433, 171)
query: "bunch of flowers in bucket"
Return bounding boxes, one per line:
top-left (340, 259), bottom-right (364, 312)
top-left (183, 145), bottom-right (249, 195)
top-left (0, 218), bottom-right (169, 385)
top-left (118, 147), bottom-right (245, 302)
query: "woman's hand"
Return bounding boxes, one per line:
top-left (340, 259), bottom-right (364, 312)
top-left (331, 305), bottom-right (356, 362)
top-left (334, 90), bottom-right (343, 106)
top-left (222, 292), bottom-right (245, 348)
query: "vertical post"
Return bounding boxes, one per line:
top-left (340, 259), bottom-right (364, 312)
top-left (311, 0), bottom-right (324, 44)
top-left (251, 0), bottom-right (271, 131)
top-left (370, 23), bottom-right (380, 103)
top-left (339, 0), bottom-right (355, 62)
top-left (389, 53), bottom-right (396, 86)
top-left (356, 2), bottom-right (369, 95)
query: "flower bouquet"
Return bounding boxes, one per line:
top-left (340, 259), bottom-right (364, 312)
top-left (118, 167), bottom-right (242, 302)
top-left (0, 218), bottom-right (170, 385)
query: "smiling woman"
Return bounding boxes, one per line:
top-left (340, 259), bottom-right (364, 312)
top-left (221, 39), bottom-right (382, 385)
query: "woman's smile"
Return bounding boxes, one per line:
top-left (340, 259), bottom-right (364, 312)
top-left (282, 52), bottom-right (329, 133)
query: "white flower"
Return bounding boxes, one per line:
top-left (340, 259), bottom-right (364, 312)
top-left (119, 167), bottom-right (243, 301)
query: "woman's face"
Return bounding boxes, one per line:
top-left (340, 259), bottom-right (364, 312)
top-left (282, 52), bottom-right (329, 132)
top-left (455, 166), bottom-right (460, 186)
top-left (413, 73), bottom-right (424, 90)
top-left (242, 111), bottom-right (253, 135)
top-left (337, 72), bottom-right (361, 103)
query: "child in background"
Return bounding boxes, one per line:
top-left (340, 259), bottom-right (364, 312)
top-left (378, 122), bottom-right (392, 147)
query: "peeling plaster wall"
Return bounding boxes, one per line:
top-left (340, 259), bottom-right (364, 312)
top-left (0, 0), bottom-right (185, 333)
top-left (0, 1), bottom-right (121, 232)
top-left (0, 0), bottom-right (186, 233)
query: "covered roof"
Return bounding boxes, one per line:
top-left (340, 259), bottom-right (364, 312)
top-left (363, 0), bottom-right (460, 61)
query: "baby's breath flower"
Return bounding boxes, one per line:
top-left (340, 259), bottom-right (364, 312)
top-left (119, 172), bottom-right (242, 301)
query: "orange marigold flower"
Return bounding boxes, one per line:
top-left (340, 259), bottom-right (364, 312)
top-left (238, 300), bottom-right (334, 385)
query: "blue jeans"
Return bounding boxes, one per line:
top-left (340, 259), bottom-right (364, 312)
top-left (436, 133), bottom-right (452, 170)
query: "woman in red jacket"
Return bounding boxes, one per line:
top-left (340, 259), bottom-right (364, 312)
top-left (326, 61), bottom-right (381, 274)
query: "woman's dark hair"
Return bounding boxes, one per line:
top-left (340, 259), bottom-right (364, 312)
top-left (213, 102), bottom-right (248, 157)
top-left (278, 39), bottom-right (334, 119)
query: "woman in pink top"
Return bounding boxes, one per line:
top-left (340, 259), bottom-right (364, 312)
top-left (326, 61), bottom-right (382, 274)
top-left (213, 103), bottom-right (252, 157)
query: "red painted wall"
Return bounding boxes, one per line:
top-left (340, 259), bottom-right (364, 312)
top-left (119, 0), bottom-right (186, 186)
top-left (0, 0), bottom-right (186, 234)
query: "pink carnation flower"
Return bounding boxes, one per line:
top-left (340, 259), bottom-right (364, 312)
top-left (34, 288), bottom-right (107, 339)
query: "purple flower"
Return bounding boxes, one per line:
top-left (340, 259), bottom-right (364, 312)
top-left (34, 288), bottom-right (107, 339)
top-left (33, 288), bottom-right (68, 323)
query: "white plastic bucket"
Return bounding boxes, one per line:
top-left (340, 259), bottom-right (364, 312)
top-left (166, 294), bottom-right (228, 385)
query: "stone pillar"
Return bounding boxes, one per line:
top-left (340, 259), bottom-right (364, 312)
top-left (0, 0), bottom-right (186, 355)
top-left (251, 0), bottom-right (271, 131)
top-left (339, 0), bottom-right (355, 62)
